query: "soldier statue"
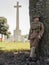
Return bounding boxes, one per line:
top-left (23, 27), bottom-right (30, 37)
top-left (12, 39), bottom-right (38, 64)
top-left (28, 15), bottom-right (44, 62)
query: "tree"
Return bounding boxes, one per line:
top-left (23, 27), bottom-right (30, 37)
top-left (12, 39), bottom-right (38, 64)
top-left (6, 32), bottom-right (11, 38)
top-left (24, 34), bottom-right (28, 38)
top-left (29, 0), bottom-right (49, 56)
top-left (0, 17), bottom-right (10, 39)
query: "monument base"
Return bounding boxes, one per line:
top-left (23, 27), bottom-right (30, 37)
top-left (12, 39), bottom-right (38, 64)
top-left (14, 29), bottom-right (21, 41)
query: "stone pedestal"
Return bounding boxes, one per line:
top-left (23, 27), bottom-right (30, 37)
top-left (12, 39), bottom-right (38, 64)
top-left (14, 29), bottom-right (21, 41)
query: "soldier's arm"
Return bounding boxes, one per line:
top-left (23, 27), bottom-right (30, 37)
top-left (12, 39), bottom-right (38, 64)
top-left (28, 28), bottom-right (31, 40)
top-left (38, 22), bottom-right (44, 39)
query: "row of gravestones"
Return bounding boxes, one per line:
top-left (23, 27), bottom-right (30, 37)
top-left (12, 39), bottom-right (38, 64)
top-left (0, 51), bottom-right (49, 65)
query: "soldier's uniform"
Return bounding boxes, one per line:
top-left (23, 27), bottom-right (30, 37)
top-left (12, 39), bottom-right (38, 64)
top-left (28, 16), bottom-right (44, 61)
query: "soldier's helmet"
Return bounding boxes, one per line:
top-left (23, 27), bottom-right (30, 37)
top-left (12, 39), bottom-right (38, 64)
top-left (33, 14), bottom-right (40, 19)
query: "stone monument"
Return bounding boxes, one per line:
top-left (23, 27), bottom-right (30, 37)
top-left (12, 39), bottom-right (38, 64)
top-left (29, 0), bottom-right (49, 57)
top-left (14, 2), bottom-right (21, 41)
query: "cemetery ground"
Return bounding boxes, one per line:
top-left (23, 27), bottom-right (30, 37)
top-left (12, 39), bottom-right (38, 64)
top-left (0, 41), bottom-right (30, 52)
top-left (0, 41), bottom-right (30, 65)
top-left (0, 42), bottom-right (49, 65)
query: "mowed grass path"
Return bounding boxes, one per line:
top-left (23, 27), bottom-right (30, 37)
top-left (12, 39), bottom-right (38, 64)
top-left (0, 42), bottom-right (30, 52)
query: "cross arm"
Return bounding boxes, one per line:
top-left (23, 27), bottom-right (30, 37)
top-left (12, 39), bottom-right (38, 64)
top-left (14, 6), bottom-right (21, 8)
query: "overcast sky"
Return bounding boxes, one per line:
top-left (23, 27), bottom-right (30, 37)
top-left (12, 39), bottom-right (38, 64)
top-left (0, 0), bottom-right (30, 35)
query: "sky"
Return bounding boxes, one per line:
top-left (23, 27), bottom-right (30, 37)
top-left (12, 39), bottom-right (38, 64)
top-left (0, 0), bottom-right (30, 35)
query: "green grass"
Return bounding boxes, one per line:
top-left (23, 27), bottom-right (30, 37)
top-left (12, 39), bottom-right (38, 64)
top-left (0, 41), bottom-right (30, 52)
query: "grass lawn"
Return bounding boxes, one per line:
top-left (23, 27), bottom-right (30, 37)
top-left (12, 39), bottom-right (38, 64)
top-left (0, 41), bottom-right (30, 52)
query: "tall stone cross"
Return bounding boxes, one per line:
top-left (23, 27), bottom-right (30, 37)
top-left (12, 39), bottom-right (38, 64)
top-left (14, 2), bottom-right (21, 30)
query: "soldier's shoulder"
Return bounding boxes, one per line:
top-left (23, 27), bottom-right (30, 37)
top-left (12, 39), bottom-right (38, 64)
top-left (38, 21), bottom-right (43, 24)
top-left (31, 22), bottom-right (37, 24)
top-left (31, 22), bottom-right (35, 25)
top-left (31, 21), bottom-right (43, 24)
